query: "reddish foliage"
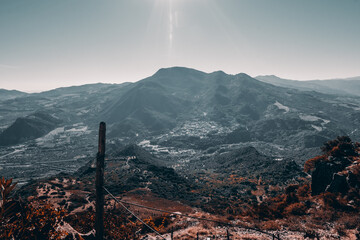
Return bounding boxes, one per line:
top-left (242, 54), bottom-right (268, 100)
top-left (0, 203), bottom-right (66, 240)
top-left (297, 184), bottom-right (311, 198)
top-left (284, 202), bottom-right (307, 216)
top-left (304, 155), bottom-right (325, 173)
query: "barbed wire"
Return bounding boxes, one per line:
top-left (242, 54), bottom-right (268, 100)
top-left (103, 186), bottom-right (281, 240)
top-left (103, 186), bottom-right (166, 240)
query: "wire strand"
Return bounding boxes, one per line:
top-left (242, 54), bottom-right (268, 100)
top-left (103, 186), bottom-right (281, 240)
top-left (103, 186), bottom-right (166, 240)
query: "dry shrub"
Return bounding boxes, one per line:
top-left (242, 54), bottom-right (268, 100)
top-left (304, 155), bottom-right (325, 173)
top-left (335, 224), bottom-right (347, 237)
top-left (284, 202), bottom-right (307, 216)
top-left (313, 208), bottom-right (337, 223)
top-left (202, 222), bottom-right (210, 229)
top-left (304, 222), bottom-right (327, 231)
top-left (262, 220), bottom-right (280, 231)
top-left (1, 203), bottom-right (67, 240)
top-left (249, 203), bottom-right (277, 220)
top-left (348, 162), bottom-right (360, 183)
top-left (322, 192), bottom-right (339, 208)
top-left (69, 193), bottom-right (87, 204)
top-left (142, 215), bottom-right (170, 233)
top-left (183, 226), bottom-right (214, 239)
top-left (284, 185), bottom-right (299, 204)
top-left (240, 235), bottom-right (260, 240)
top-left (1, 177), bottom-right (68, 240)
top-left (297, 184), bottom-right (311, 198)
top-left (337, 213), bottom-right (360, 229)
top-left (304, 230), bottom-right (320, 239)
top-left (322, 192), bottom-right (351, 211)
top-left (197, 228), bottom-right (210, 235)
top-left (65, 210), bottom-right (140, 239)
top-left (0, 177), bottom-right (18, 221)
top-left (283, 216), bottom-right (305, 232)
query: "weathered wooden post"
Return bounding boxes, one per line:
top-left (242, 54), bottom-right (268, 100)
top-left (95, 122), bottom-right (106, 240)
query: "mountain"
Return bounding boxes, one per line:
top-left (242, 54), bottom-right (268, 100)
top-left (4, 68), bottom-right (360, 239)
top-left (196, 146), bottom-right (305, 185)
top-left (0, 89), bottom-right (28, 100)
top-left (78, 144), bottom-right (197, 201)
top-left (99, 67), bottom-right (360, 160)
top-left (1, 67), bottom-right (360, 183)
top-left (0, 112), bottom-right (62, 146)
top-left (256, 75), bottom-right (360, 96)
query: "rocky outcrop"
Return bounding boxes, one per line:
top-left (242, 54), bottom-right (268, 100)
top-left (311, 161), bottom-right (343, 195)
top-left (325, 173), bottom-right (349, 194)
top-left (311, 160), bottom-right (360, 195)
top-left (308, 136), bottom-right (360, 196)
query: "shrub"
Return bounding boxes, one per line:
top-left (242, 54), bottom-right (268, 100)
top-left (304, 155), bottom-right (325, 173)
top-left (297, 184), bottom-right (311, 198)
top-left (335, 224), bottom-right (347, 237)
top-left (0, 177), bottom-right (17, 221)
top-left (284, 202), bottom-right (307, 216)
top-left (1, 203), bottom-right (66, 239)
top-left (262, 220), bottom-right (280, 230)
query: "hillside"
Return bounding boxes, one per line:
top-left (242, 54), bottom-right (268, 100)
top-left (104, 68), bottom-right (360, 143)
top-left (0, 112), bottom-right (61, 146)
top-left (0, 89), bottom-right (28, 100)
top-left (1, 72), bottom-right (360, 238)
top-left (1, 67), bottom-right (360, 185)
top-left (78, 145), bottom-right (197, 201)
top-left (3, 136), bottom-right (359, 239)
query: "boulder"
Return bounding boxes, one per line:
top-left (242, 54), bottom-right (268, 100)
top-left (326, 174), bottom-right (349, 194)
top-left (311, 161), bottom-right (343, 195)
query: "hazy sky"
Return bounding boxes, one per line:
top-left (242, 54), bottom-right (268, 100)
top-left (1, 0), bottom-right (360, 92)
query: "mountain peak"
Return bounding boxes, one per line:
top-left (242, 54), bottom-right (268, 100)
top-left (210, 70), bottom-right (227, 75)
top-left (256, 75), bottom-right (283, 80)
top-left (154, 66), bottom-right (206, 77)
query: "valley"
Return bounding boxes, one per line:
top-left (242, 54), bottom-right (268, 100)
top-left (1, 67), bottom-right (360, 239)
top-left (1, 67), bottom-right (360, 184)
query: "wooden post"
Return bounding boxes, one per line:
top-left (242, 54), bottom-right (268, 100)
top-left (95, 122), bottom-right (106, 240)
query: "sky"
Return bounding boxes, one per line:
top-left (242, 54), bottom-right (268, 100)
top-left (0, 0), bottom-right (360, 92)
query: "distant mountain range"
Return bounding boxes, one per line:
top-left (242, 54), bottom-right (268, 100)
top-left (95, 68), bottom-right (359, 141)
top-left (0, 89), bottom-right (28, 100)
top-left (255, 75), bottom-right (360, 96)
top-left (1, 67), bottom-right (360, 167)
top-left (9, 70), bottom-right (360, 240)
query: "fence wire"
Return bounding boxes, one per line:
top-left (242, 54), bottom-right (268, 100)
top-left (103, 186), bottom-right (281, 240)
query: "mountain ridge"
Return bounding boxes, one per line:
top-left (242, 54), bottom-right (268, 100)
top-left (256, 75), bottom-right (360, 96)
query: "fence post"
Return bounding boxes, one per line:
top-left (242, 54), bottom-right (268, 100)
top-left (95, 122), bottom-right (106, 240)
